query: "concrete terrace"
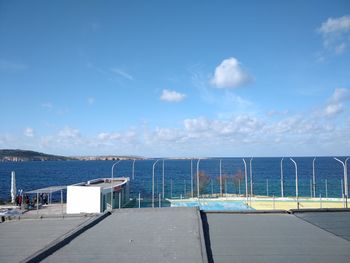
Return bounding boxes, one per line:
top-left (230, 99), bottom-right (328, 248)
top-left (202, 211), bottom-right (350, 263)
top-left (0, 215), bottom-right (94, 263)
top-left (43, 208), bottom-right (206, 263)
top-left (0, 208), bottom-right (350, 262)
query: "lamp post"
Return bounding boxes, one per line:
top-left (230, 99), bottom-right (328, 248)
top-left (280, 158), bottom-right (284, 198)
top-left (219, 159), bottom-right (222, 196)
top-left (290, 158), bottom-right (299, 209)
top-left (111, 160), bottom-right (121, 211)
top-left (152, 159), bottom-right (160, 208)
top-left (132, 159), bottom-right (136, 180)
top-left (243, 159), bottom-right (248, 201)
top-left (196, 159), bottom-right (201, 198)
top-left (334, 157), bottom-right (349, 208)
top-left (250, 158), bottom-right (253, 197)
top-left (162, 160), bottom-right (165, 199)
top-left (190, 159), bottom-right (193, 198)
top-left (312, 157), bottom-right (316, 198)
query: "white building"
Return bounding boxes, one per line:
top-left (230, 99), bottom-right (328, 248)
top-left (66, 177), bottom-right (130, 214)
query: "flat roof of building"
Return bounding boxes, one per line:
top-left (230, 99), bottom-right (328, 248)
top-left (25, 186), bottom-right (67, 194)
top-left (202, 211), bottom-right (350, 263)
top-left (42, 208), bottom-right (206, 263)
top-left (71, 177), bottom-right (128, 190)
top-left (0, 215), bottom-right (93, 263)
top-left (1, 208), bottom-right (350, 263)
top-left (294, 210), bottom-right (350, 241)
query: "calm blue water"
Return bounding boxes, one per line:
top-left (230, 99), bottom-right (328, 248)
top-left (0, 157), bottom-right (348, 203)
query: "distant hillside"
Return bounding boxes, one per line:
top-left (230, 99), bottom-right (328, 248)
top-left (0, 149), bottom-right (74, 162)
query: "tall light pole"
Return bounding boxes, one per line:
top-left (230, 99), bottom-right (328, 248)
top-left (219, 159), bottom-right (223, 196)
top-left (312, 157), bottom-right (316, 198)
top-left (196, 159), bottom-right (201, 199)
top-left (111, 160), bottom-right (121, 210)
top-left (243, 158), bottom-right (248, 201)
top-left (290, 158), bottom-right (299, 205)
top-left (162, 159), bottom-right (165, 199)
top-left (249, 158), bottom-right (253, 197)
top-left (334, 157), bottom-right (349, 208)
top-left (132, 159), bottom-right (136, 180)
top-left (190, 159), bottom-right (193, 198)
top-left (152, 159), bottom-right (160, 208)
top-left (280, 158), bottom-right (284, 198)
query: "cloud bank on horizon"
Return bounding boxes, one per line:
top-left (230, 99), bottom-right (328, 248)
top-left (0, 1), bottom-right (349, 157)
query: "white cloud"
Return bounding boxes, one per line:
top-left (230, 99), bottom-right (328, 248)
top-left (58, 127), bottom-right (81, 140)
top-left (329, 87), bottom-right (349, 102)
top-left (335, 42), bottom-right (347, 54)
top-left (110, 68), bottom-right (133, 80)
top-left (3, 88), bottom-right (350, 156)
top-left (97, 130), bottom-right (137, 144)
top-left (24, 127), bottom-right (34, 137)
top-left (211, 57), bottom-right (252, 88)
top-left (318, 15), bottom-right (350, 34)
top-left (318, 15), bottom-right (350, 55)
top-left (323, 88), bottom-right (350, 117)
top-left (97, 132), bottom-right (121, 141)
top-left (160, 89), bottom-right (186, 102)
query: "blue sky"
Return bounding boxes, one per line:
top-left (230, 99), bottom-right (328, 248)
top-left (0, 0), bottom-right (349, 157)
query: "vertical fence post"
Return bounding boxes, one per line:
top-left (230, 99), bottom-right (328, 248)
top-left (61, 189), bottom-right (63, 215)
top-left (325, 179), bottom-right (328, 198)
top-left (281, 158), bottom-right (284, 198)
top-left (238, 179), bottom-right (241, 195)
top-left (170, 179), bottom-right (173, 198)
top-left (312, 157), bottom-right (316, 198)
top-left (190, 159), bottom-right (193, 198)
top-left (310, 179), bottom-right (312, 198)
top-left (138, 193), bottom-right (141, 208)
top-left (184, 179), bottom-right (186, 198)
top-left (243, 158), bottom-right (248, 203)
top-left (266, 179), bottom-right (269, 197)
top-left (250, 158), bottom-right (253, 197)
top-left (219, 159), bottom-right (222, 197)
top-left (159, 193), bottom-right (161, 208)
top-left (162, 160), bottom-right (165, 199)
top-left (341, 179), bottom-right (344, 207)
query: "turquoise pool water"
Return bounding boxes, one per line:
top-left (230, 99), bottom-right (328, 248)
top-left (170, 200), bottom-right (253, 211)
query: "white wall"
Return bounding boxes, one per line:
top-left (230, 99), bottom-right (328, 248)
top-left (66, 186), bottom-right (101, 214)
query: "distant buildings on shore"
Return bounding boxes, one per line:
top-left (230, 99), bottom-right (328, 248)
top-left (0, 149), bottom-right (143, 162)
top-left (73, 156), bottom-right (144, 161)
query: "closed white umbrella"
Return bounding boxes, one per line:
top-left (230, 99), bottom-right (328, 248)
top-left (11, 171), bottom-right (16, 204)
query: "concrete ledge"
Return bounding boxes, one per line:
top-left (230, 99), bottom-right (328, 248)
top-left (17, 213), bottom-right (98, 220)
top-left (289, 208), bottom-right (350, 214)
top-left (20, 211), bottom-right (111, 263)
top-left (202, 209), bottom-right (288, 214)
top-left (196, 209), bottom-right (209, 263)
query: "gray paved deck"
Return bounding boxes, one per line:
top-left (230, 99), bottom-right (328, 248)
top-left (0, 216), bottom-right (92, 263)
top-left (202, 212), bottom-right (350, 263)
top-left (43, 207), bottom-right (206, 263)
top-left (295, 211), bottom-right (350, 241)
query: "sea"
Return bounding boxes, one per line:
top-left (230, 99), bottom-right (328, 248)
top-left (0, 157), bottom-right (348, 204)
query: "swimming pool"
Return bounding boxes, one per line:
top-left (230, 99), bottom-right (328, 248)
top-left (170, 200), bottom-right (253, 211)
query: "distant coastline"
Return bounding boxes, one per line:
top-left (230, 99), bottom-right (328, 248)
top-left (0, 149), bottom-right (143, 162)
